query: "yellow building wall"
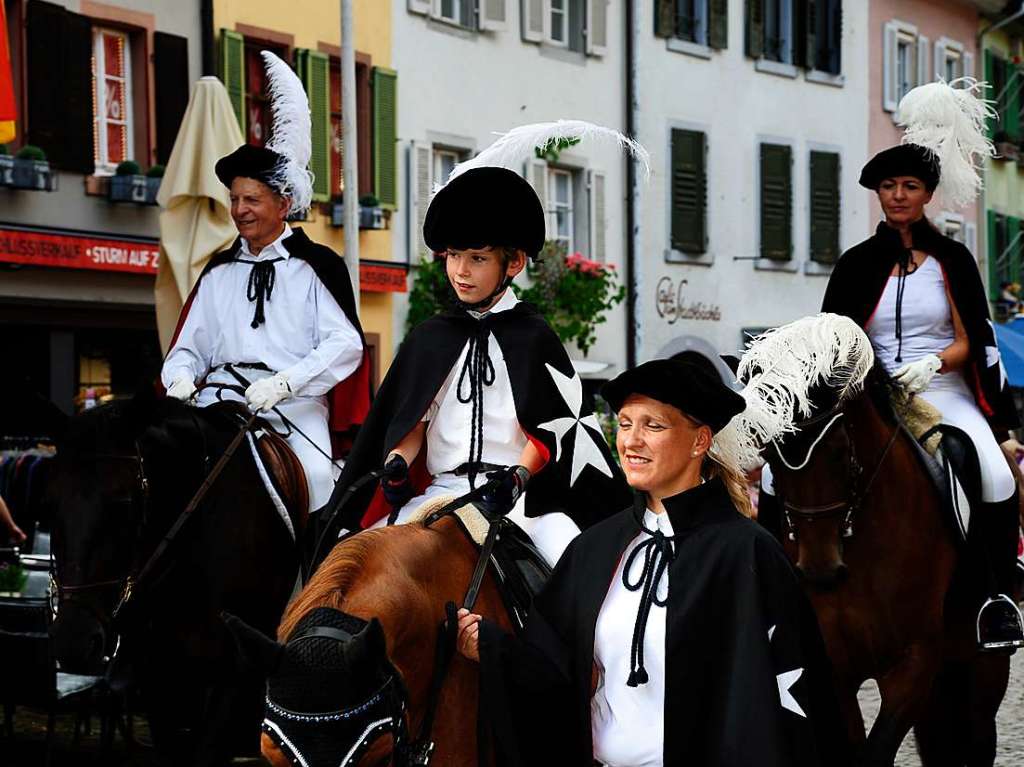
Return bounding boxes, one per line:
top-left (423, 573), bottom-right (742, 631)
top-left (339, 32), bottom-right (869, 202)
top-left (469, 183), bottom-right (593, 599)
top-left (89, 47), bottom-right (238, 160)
top-left (212, 0), bottom-right (396, 369)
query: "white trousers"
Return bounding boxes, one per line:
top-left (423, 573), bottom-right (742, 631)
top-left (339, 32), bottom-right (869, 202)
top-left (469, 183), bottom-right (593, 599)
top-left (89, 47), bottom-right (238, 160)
top-left (761, 385), bottom-right (1015, 504)
top-left (196, 368), bottom-right (340, 511)
top-left (369, 472), bottom-right (581, 568)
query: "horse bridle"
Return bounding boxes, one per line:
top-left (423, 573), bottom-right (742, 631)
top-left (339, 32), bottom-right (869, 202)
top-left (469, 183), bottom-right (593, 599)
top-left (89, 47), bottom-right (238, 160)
top-left (773, 402), bottom-right (899, 541)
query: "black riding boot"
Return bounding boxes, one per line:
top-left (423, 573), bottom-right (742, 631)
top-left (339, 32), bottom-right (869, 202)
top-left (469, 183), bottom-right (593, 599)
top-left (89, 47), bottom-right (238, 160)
top-left (758, 488), bottom-right (784, 542)
top-left (975, 489), bottom-right (1024, 652)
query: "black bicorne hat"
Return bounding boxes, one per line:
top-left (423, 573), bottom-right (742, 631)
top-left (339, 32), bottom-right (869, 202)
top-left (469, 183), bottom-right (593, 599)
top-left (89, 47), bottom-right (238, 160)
top-left (423, 167), bottom-right (546, 258)
top-left (601, 359), bottom-right (746, 434)
top-left (859, 144), bottom-right (940, 192)
top-left (215, 143), bottom-right (287, 194)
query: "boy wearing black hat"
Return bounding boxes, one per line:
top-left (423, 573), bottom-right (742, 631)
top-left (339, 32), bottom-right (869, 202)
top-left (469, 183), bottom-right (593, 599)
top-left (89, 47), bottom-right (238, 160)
top-left (311, 125), bottom-right (644, 571)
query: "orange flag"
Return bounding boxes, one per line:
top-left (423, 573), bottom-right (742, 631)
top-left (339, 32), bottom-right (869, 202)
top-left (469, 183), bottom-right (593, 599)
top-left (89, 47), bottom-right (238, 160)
top-left (0, 3), bottom-right (16, 145)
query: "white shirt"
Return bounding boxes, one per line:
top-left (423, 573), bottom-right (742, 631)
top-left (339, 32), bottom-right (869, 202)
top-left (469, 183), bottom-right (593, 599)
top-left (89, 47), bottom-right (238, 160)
top-left (591, 508), bottom-right (672, 767)
top-left (161, 224), bottom-right (363, 397)
top-left (422, 289), bottom-right (528, 476)
top-left (867, 256), bottom-right (971, 395)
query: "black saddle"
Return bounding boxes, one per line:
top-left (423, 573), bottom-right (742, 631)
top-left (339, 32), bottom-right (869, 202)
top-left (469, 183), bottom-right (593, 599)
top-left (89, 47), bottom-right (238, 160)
top-left (449, 514), bottom-right (552, 633)
top-left (911, 423), bottom-right (983, 544)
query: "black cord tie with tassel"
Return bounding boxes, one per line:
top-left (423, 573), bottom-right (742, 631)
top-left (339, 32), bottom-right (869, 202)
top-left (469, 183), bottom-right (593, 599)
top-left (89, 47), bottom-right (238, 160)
top-left (622, 518), bottom-right (675, 687)
top-left (456, 322), bottom-right (496, 489)
top-left (243, 257), bottom-right (284, 329)
top-left (892, 248), bottom-right (920, 364)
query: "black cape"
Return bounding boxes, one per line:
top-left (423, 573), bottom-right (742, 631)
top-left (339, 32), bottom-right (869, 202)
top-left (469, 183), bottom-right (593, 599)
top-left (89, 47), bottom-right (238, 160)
top-left (477, 478), bottom-right (849, 767)
top-left (167, 227), bottom-right (373, 454)
top-left (316, 301), bottom-right (631, 547)
top-left (821, 218), bottom-right (1017, 431)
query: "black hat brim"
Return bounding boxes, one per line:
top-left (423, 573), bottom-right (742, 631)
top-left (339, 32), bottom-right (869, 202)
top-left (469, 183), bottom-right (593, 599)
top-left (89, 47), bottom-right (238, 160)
top-left (601, 359), bottom-right (746, 434)
top-left (859, 144), bottom-right (940, 192)
top-left (423, 167), bottom-right (545, 257)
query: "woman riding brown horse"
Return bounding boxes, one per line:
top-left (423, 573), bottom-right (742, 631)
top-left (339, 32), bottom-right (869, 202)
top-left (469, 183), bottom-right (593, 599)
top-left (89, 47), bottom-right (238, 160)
top-left (745, 315), bottom-right (1011, 767)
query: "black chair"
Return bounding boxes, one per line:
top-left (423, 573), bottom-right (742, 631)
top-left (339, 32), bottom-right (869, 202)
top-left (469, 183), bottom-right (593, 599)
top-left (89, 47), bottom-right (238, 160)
top-left (0, 596), bottom-right (109, 766)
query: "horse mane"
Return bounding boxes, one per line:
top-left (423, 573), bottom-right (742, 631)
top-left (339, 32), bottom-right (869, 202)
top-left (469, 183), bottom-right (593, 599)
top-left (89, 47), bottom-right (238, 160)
top-left (277, 529), bottom-right (394, 641)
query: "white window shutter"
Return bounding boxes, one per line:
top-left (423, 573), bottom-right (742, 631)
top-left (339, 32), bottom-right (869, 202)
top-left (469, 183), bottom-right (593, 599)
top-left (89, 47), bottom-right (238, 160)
top-left (964, 50), bottom-right (975, 80)
top-left (521, 0), bottom-right (544, 42)
top-left (965, 222), bottom-right (977, 258)
top-left (408, 0), bottom-right (431, 15)
top-left (480, 0), bottom-right (508, 31)
top-left (883, 22), bottom-right (898, 112)
top-left (933, 38), bottom-right (946, 82)
top-left (917, 35), bottom-right (930, 86)
top-left (588, 169), bottom-right (607, 262)
top-left (529, 159), bottom-right (549, 240)
top-left (410, 143), bottom-right (433, 261)
top-left (586, 0), bottom-right (608, 57)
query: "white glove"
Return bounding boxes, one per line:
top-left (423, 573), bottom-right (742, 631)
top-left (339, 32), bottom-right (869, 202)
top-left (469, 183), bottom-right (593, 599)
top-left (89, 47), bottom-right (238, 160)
top-left (893, 354), bottom-right (942, 394)
top-left (166, 377), bottom-right (197, 402)
top-left (245, 373), bottom-right (292, 413)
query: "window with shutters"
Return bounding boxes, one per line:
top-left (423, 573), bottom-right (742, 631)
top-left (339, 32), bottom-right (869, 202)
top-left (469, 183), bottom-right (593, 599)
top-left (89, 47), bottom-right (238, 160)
top-left (549, 0), bottom-right (568, 44)
top-left (91, 28), bottom-right (133, 174)
top-left (812, 0), bottom-right (842, 75)
top-left (548, 167), bottom-right (574, 253)
top-left (762, 0), bottom-right (793, 64)
top-left (808, 150), bottom-right (839, 265)
top-left (759, 142), bottom-right (792, 262)
top-left (895, 33), bottom-right (916, 103)
top-left (328, 56), bottom-right (373, 198)
top-left (669, 128), bottom-right (707, 256)
top-left (986, 51), bottom-right (1020, 144)
top-left (438, 0), bottom-right (476, 28)
top-left (990, 212), bottom-right (1015, 294)
top-left (937, 39), bottom-right (965, 82)
top-left (244, 40), bottom-right (288, 148)
top-left (433, 148), bottom-right (463, 187)
top-left (882, 21), bottom-right (922, 112)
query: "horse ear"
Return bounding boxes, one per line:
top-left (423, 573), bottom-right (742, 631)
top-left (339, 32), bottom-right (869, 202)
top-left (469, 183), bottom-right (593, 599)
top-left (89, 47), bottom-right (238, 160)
top-left (344, 617), bottom-right (387, 666)
top-left (222, 612), bottom-right (285, 674)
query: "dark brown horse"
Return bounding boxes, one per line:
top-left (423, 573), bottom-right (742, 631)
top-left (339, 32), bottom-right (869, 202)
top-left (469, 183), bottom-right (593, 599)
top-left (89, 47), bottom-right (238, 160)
top-left (764, 364), bottom-right (1011, 767)
top-left (239, 515), bottom-right (513, 767)
top-left (50, 394), bottom-right (304, 766)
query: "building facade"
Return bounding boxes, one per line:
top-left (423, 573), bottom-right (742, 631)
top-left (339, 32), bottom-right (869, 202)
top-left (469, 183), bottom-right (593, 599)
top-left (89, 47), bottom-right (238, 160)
top-left (1, 0), bottom-right (200, 416)
top-left (632, 0), bottom-right (870, 363)
top-left (210, 0), bottom-right (399, 382)
top-left (391, 0), bottom-right (629, 378)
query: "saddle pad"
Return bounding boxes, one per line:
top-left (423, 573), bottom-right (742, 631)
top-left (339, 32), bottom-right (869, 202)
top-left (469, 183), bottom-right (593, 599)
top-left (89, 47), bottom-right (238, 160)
top-left (892, 390), bottom-right (943, 455)
top-left (402, 494), bottom-right (490, 546)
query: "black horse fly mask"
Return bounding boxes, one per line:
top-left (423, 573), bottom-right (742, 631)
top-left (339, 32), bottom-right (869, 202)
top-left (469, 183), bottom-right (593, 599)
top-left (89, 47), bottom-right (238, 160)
top-left (230, 607), bottom-right (409, 767)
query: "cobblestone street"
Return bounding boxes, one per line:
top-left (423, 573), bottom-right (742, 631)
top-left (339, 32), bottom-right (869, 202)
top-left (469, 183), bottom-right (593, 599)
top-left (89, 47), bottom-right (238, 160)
top-left (859, 652), bottom-right (1024, 765)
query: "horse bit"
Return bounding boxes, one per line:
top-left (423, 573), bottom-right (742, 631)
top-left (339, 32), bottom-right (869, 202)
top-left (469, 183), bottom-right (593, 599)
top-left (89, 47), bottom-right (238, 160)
top-left (772, 402), bottom-right (898, 542)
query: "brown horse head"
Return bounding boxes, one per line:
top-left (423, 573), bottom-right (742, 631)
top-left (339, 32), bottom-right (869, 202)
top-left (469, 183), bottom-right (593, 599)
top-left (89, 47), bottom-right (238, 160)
top-left (247, 518), bottom-right (511, 767)
top-left (770, 399), bottom-right (855, 588)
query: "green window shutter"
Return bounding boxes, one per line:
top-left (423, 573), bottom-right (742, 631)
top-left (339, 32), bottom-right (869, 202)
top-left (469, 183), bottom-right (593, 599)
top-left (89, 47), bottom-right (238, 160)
top-left (297, 49), bottom-right (332, 202)
top-left (653, 0), bottom-right (674, 39)
top-left (745, 0), bottom-right (764, 59)
top-left (760, 143), bottom-right (792, 261)
top-left (708, 0), bottom-right (728, 50)
top-left (988, 209), bottom-right (1000, 300)
top-left (809, 151), bottom-right (840, 264)
top-left (670, 129), bottom-right (707, 254)
top-left (1007, 69), bottom-right (1021, 142)
top-left (220, 29), bottom-right (246, 136)
top-left (1011, 216), bottom-right (1022, 285)
top-left (985, 50), bottom-right (995, 140)
top-left (372, 67), bottom-right (398, 210)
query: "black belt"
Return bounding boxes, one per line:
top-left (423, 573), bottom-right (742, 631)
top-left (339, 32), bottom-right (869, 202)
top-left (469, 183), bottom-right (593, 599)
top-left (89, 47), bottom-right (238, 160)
top-left (220, 361), bottom-right (273, 372)
top-left (452, 462), bottom-right (504, 477)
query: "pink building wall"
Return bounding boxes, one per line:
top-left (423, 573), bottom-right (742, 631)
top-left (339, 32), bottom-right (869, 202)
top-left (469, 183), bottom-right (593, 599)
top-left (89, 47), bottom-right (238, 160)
top-left (868, 0), bottom-right (980, 229)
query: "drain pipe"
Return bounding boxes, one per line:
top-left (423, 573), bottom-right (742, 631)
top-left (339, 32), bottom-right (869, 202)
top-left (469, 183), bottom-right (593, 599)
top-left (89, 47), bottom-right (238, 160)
top-left (625, 0), bottom-right (639, 368)
top-left (977, 0), bottom-right (1024, 290)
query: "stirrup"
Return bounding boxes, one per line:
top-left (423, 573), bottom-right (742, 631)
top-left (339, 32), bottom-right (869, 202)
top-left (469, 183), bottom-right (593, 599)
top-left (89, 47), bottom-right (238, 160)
top-left (976, 594), bottom-right (1024, 652)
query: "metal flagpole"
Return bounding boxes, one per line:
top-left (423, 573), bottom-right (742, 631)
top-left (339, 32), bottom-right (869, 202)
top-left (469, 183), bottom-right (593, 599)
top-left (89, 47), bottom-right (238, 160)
top-left (341, 0), bottom-right (360, 303)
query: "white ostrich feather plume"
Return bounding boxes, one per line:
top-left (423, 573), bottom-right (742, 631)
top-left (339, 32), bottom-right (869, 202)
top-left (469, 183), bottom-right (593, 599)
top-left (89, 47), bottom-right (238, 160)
top-left (711, 314), bottom-right (874, 471)
top-left (261, 50), bottom-right (314, 215)
top-left (897, 78), bottom-right (997, 209)
top-left (442, 120), bottom-right (650, 190)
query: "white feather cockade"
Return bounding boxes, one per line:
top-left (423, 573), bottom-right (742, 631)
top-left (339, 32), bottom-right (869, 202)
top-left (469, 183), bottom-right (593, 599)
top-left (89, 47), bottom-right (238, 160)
top-left (261, 50), bottom-right (314, 215)
top-left (897, 78), bottom-right (997, 210)
top-left (711, 314), bottom-right (874, 471)
top-left (440, 119), bottom-right (651, 192)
